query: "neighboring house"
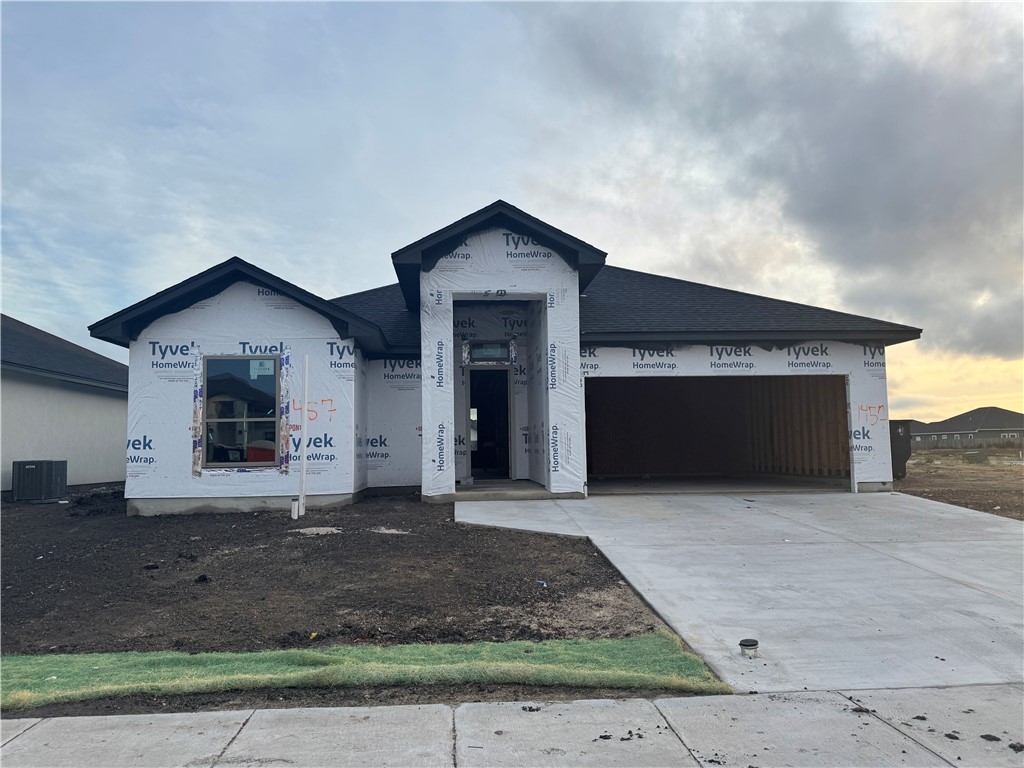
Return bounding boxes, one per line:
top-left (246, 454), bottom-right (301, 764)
top-left (89, 201), bottom-right (921, 515)
top-left (1, 314), bottom-right (129, 492)
top-left (909, 407), bottom-right (1024, 448)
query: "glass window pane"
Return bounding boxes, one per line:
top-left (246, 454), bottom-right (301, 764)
top-left (206, 358), bottom-right (277, 418)
top-left (206, 420), bottom-right (277, 464)
top-left (470, 342), bottom-right (509, 362)
top-left (204, 357), bottom-right (279, 466)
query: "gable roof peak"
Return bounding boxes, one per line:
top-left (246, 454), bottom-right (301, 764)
top-left (391, 201), bottom-right (607, 310)
top-left (90, 256), bottom-right (391, 354)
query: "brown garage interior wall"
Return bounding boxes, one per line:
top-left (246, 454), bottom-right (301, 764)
top-left (745, 375), bottom-right (851, 478)
top-left (585, 376), bottom-right (850, 479)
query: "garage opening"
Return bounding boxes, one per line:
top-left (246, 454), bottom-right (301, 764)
top-left (585, 376), bottom-right (850, 485)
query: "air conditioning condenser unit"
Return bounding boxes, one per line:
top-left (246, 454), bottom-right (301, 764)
top-left (12, 460), bottom-right (68, 502)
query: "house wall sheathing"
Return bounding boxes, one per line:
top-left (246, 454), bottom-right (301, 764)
top-left (363, 358), bottom-right (422, 487)
top-left (118, 274), bottom-right (894, 506)
top-left (124, 282), bottom-right (357, 509)
top-left (419, 227), bottom-right (585, 498)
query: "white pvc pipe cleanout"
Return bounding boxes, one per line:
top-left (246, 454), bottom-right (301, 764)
top-left (299, 354), bottom-right (308, 517)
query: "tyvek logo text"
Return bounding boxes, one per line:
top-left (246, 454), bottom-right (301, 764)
top-left (288, 433), bottom-right (336, 462)
top-left (787, 344), bottom-right (832, 370)
top-left (709, 345), bottom-right (754, 370)
top-left (862, 345), bottom-right (886, 369)
top-left (148, 341), bottom-right (196, 369)
top-left (633, 347), bottom-right (677, 371)
top-left (327, 341), bottom-right (356, 370)
top-left (503, 233), bottom-right (553, 259)
top-left (127, 435), bottom-right (155, 465)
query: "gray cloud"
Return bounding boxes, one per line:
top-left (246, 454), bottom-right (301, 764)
top-left (2, 2), bottom-right (1019, 368)
top-left (518, 3), bottom-right (1023, 358)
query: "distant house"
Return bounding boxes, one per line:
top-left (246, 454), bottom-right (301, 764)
top-left (1, 314), bottom-right (129, 491)
top-left (909, 407), bottom-right (1024, 448)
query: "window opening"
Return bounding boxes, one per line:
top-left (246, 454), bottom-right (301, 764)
top-left (469, 341), bottom-right (510, 363)
top-left (204, 357), bottom-right (279, 466)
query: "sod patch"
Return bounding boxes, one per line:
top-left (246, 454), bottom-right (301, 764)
top-left (2, 631), bottom-right (729, 711)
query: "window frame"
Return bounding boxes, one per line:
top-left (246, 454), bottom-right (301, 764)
top-left (461, 339), bottom-right (517, 366)
top-left (203, 355), bottom-right (281, 469)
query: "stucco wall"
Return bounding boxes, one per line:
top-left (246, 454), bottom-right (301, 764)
top-left (1, 369), bottom-right (128, 490)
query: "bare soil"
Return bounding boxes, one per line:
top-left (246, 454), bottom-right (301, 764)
top-left (894, 449), bottom-right (1024, 521)
top-left (1, 487), bottom-right (673, 717)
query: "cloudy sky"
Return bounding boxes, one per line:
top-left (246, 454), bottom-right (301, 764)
top-left (3, 2), bottom-right (1021, 421)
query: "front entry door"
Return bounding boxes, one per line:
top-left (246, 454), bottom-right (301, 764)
top-left (469, 369), bottom-right (510, 479)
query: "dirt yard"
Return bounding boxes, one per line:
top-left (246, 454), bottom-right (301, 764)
top-left (1, 488), bottom-right (679, 715)
top-left (1, 489), bottom-right (666, 655)
top-left (894, 449), bottom-right (1024, 521)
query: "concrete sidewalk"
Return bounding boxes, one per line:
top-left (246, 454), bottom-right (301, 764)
top-left (3, 686), bottom-right (1023, 767)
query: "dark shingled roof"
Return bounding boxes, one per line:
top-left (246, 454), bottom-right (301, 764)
top-left (331, 283), bottom-right (420, 354)
top-left (910, 407), bottom-right (1024, 435)
top-left (579, 266), bottom-right (920, 344)
top-left (2, 314), bottom-right (128, 391)
top-left (332, 265), bottom-right (920, 349)
top-left (90, 257), bottom-right (392, 355)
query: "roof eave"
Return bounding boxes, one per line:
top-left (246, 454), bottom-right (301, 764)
top-left (579, 328), bottom-right (922, 347)
top-left (2, 362), bottom-right (128, 393)
top-left (90, 258), bottom-right (392, 354)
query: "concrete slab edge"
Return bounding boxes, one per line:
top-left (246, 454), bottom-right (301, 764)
top-left (653, 691), bottom-right (961, 768)
top-left (0, 718), bottom-right (43, 747)
top-left (830, 690), bottom-right (958, 767)
top-left (457, 503), bottom-right (737, 689)
top-left (454, 517), bottom-right (589, 539)
top-left (584, 537), bottom-right (735, 691)
top-left (648, 699), bottom-right (704, 765)
top-left (209, 709), bottom-right (257, 768)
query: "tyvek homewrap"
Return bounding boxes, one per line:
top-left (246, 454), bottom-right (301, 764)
top-left (579, 341), bottom-right (893, 484)
top-left (526, 300), bottom-right (548, 482)
top-left (353, 347), bottom-right (368, 493)
top-left (420, 286), bottom-right (455, 496)
top-left (420, 228), bottom-right (584, 496)
top-left (126, 282), bottom-right (356, 499)
top-left (364, 358), bottom-right (422, 487)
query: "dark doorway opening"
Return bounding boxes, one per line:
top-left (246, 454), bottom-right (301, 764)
top-left (584, 376), bottom-right (850, 482)
top-left (470, 369), bottom-right (510, 480)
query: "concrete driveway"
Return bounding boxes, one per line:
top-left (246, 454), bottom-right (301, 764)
top-left (456, 493), bottom-right (1024, 693)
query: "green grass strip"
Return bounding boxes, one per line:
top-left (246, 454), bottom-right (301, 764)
top-left (1, 631), bottom-right (729, 710)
